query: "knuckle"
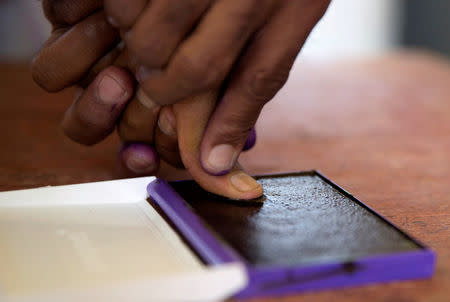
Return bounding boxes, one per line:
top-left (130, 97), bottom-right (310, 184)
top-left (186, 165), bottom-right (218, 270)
top-left (241, 69), bottom-right (289, 103)
top-left (210, 113), bottom-right (256, 147)
top-left (216, 124), bottom-right (254, 147)
top-left (128, 34), bottom-right (168, 67)
top-left (176, 54), bottom-right (224, 90)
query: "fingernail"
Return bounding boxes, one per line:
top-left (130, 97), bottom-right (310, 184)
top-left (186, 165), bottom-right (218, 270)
top-left (124, 148), bottom-right (157, 174)
top-left (243, 128), bottom-right (257, 151)
top-left (158, 109), bottom-right (176, 136)
top-left (230, 172), bottom-right (261, 193)
top-left (206, 144), bottom-right (239, 175)
top-left (97, 75), bottom-right (126, 105)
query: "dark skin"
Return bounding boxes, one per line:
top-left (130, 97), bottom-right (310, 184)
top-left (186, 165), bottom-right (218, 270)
top-left (32, 0), bottom-right (330, 199)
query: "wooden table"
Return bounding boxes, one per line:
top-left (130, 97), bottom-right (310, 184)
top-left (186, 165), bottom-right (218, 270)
top-left (0, 51), bottom-right (449, 301)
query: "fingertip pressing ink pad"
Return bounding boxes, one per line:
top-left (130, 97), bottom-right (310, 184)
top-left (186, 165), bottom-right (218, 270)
top-left (147, 171), bottom-right (436, 299)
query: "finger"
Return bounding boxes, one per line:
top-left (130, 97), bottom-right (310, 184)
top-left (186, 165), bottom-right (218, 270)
top-left (118, 88), bottom-right (161, 144)
top-left (62, 66), bottom-right (134, 145)
top-left (138, 0), bottom-right (276, 105)
top-left (42, 0), bottom-right (102, 27)
top-left (154, 106), bottom-right (184, 168)
top-left (119, 143), bottom-right (160, 175)
top-left (173, 91), bottom-right (263, 200)
top-left (32, 11), bottom-right (119, 92)
top-left (200, 0), bottom-right (330, 175)
top-left (104, 0), bottom-right (148, 29)
top-left (127, 0), bottom-right (210, 70)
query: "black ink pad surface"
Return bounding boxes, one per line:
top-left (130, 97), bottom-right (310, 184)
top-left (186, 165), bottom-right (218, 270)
top-left (147, 171), bottom-right (435, 298)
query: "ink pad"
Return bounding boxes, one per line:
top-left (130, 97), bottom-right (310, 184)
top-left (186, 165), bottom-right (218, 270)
top-left (147, 171), bottom-right (435, 298)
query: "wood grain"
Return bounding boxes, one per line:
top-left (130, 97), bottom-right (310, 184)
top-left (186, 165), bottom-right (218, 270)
top-left (0, 51), bottom-right (449, 301)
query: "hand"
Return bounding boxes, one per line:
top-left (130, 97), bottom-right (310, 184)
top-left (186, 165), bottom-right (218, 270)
top-left (33, 1), bottom-right (163, 173)
top-left (32, 1), bottom-right (262, 199)
top-left (105, 0), bottom-right (330, 175)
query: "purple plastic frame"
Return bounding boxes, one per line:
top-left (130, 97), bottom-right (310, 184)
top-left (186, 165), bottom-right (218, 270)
top-left (147, 171), bottom-right (436, 299)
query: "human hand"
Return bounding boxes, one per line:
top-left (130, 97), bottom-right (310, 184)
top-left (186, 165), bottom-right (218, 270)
top-left (106, 0), bottom-right (330, 175)
top-left (33, 0), bottom-right (165, 174)
top-left (32, 0), bottom-right (261, 199)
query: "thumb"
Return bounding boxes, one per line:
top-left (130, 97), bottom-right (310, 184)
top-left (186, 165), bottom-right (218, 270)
top-left (199, 89), bottom-right (264, 176)
top-left (172, 91), bottom-right (263, 201)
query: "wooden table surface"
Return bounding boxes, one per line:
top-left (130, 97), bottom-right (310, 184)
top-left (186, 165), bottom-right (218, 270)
top-left (0, 51), bottom-right (449, 301)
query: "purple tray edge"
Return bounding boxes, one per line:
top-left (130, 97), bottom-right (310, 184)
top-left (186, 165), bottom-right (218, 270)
top-left (147, 179), bottom-right (241, 264)
top-left (238, 248), bottom-right (435, 298)
top-left (146, 171), bottom-right (436, 299)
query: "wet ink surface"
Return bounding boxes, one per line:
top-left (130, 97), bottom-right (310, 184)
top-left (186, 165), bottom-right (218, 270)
top-left (170, 173), bottom-right (419, 267)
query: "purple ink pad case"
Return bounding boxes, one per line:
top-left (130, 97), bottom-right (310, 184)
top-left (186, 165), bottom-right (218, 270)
top-left (147, 171), bottom-right (435, 299)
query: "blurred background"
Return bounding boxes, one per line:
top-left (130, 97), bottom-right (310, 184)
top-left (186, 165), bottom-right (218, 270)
top-left (0, 0), bottom-right (449, 62)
